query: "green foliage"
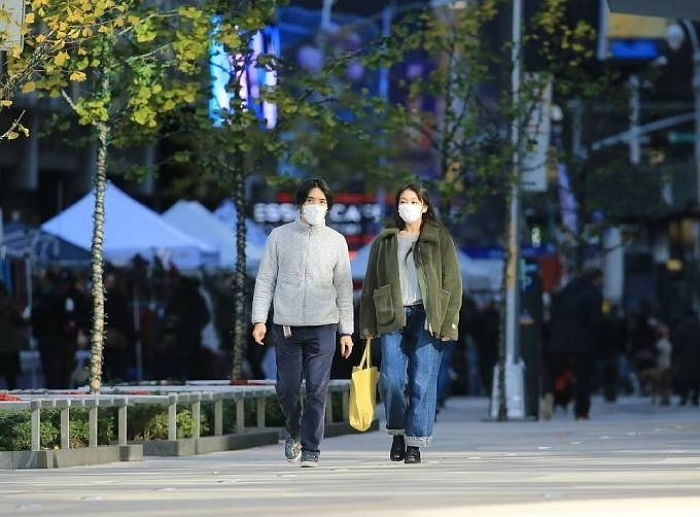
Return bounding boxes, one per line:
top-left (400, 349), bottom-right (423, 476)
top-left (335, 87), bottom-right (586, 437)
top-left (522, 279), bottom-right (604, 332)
top-left (0, 409), bottom-right (115, 451)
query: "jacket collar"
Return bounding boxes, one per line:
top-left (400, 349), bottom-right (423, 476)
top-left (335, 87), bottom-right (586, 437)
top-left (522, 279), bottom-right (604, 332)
top-left (293, 215), bottom-right (325, 232)
top-left (377, 220), bottom-right (441, 243)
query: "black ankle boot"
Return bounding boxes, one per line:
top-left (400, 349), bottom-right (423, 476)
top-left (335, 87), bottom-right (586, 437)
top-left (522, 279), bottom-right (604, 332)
top-left (390, 435), bottom-right (405, 461)
top-left (404, 446), bottom-right (421, 464)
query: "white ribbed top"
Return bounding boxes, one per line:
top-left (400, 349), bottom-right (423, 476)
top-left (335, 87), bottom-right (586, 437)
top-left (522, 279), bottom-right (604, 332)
top-left (397, 234), bottom-right (422, 306)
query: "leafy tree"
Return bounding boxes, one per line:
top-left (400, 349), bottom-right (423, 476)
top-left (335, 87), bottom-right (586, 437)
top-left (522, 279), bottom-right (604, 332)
top-left (164, 0), bottom-right (415, 380)
top-left (18, 0), bottom-right (212, 392)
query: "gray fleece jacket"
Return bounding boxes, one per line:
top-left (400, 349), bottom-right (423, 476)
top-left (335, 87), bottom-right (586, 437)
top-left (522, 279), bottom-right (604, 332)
top-left (251, 218), bottom-right (354, 335)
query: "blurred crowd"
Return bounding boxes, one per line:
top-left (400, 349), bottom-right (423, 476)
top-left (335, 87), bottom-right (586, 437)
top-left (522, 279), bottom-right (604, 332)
top-left (0, 259), bottom-right (262, 389)
top-left (1, 264), bottom-right (700, 415)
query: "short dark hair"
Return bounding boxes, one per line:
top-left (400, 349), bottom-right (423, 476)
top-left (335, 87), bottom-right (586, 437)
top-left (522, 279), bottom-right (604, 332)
top-left (295, 178), bottom-right (334, 209)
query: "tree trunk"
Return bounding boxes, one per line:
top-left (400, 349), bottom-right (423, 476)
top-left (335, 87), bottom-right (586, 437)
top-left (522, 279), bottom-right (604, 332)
top-left (495, 194), bottom-right (511, 421)
top-left (88, 120), bottom-right (109, 394)
top-left (230, 160), bottom-right (249, 382)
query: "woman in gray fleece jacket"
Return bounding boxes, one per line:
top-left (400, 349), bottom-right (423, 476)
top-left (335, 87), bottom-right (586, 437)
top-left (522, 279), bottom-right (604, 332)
top-left (251, 178), bottom-right (354, 468)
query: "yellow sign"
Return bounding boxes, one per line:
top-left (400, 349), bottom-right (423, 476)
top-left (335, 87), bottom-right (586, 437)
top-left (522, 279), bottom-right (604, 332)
top-left (608, 13), bottom-right (667, 39)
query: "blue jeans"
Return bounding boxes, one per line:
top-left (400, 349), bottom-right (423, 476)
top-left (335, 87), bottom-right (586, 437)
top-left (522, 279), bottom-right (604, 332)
top-left (380, 306), bottom-right (444, 447)
top-left (275, 324), bottom-right (337, 453)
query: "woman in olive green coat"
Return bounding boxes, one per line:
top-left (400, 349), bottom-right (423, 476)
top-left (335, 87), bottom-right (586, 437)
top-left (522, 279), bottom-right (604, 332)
top-left (359, 183), bottom-right (462, 464)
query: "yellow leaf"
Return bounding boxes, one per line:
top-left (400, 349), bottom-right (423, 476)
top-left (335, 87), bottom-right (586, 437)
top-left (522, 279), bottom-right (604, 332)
top-left (0, 100), bottom-right (12, 107)
top-left (69, 71), bottom-right (86, 82)
top-left (36, 34), bottom-right (47, 44)
top-left (21, 82), bottom-right (36, 94)
top-left (7, 131), bottom-right (20, 140)
top-left (54, 51), bottom-right (69, 66)
top-left (25, 13), bottom-right (35, 24)
top-left (19, 125), bottom-right (30, 137)
top-left (10, 45), bottom-right (22, 58)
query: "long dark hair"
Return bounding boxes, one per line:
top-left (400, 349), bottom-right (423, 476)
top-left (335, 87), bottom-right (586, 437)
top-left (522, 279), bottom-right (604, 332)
top-left (391, 182), bottom-right (439, 231)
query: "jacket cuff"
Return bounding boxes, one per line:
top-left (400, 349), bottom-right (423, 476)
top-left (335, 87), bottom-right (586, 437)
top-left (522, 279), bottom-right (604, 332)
top-left (439, 322), bottom-right (459, 341)
top-left (360, 329), bottom-right (376, 339)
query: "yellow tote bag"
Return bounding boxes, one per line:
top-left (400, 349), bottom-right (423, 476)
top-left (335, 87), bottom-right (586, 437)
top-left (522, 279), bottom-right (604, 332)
top-left (348, 338), bottom-right (380, 432)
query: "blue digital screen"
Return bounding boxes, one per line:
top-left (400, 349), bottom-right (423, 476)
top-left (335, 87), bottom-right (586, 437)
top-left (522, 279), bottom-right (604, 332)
top-left (609, 39), bottom-right (661, 61)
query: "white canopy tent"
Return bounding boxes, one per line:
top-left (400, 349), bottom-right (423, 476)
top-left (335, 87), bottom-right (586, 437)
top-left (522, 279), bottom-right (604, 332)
top-left (163, 200), bottom-right (265, 272)
top-left (350, 239), bottom-right (503, 293)
top-left (42, 184), bottom-right (219, 270)
top-left (214, 200), bottom-right (269, 248)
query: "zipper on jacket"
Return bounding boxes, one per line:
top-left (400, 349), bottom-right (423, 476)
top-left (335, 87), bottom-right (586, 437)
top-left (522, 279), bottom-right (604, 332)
top-left (301, 226), bottom-right (311, 320)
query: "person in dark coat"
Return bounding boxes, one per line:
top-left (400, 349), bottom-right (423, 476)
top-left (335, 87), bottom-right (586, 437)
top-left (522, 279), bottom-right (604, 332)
top-left (545, 268), bottom-right (603, 420)
top-left (671, 309), bottom-right (700, 406)
top-left (471, 297), bottom-right (499, 396)
top-left (0, 282), bottom-right (27, 389)
top-left (103, 271), bottom-right (135, 383)
top-left (630, 300), bottom-right (657, 377)
top-left (598, 304), bottom-right (627, 402)
top-left (31, 270), bottom-right (89, 389)
top-left (161, 274), bottom-right (210, 381)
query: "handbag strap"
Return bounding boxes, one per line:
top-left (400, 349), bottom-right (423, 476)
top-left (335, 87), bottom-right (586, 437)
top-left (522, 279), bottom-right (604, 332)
top-left (359, 338), bottom-right (373, 369)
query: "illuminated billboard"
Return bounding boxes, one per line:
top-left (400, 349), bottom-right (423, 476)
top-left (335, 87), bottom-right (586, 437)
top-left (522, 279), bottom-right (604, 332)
top-left (209, 18), bottom-right (279, 128)
top-left (600, 6), bottom-right (669, 61)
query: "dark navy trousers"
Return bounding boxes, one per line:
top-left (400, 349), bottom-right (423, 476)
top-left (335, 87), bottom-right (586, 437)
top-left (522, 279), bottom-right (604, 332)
top-left (274, 324), bottom-right (337, 453)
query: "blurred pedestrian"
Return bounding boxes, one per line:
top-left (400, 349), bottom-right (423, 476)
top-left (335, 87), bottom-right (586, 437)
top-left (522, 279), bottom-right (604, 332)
top-left (544, 268), bottom-right (603, 420)
top-left (598, 304), bottom-right (627, 402)
top-left (630, 301), bottom-right (657, 388)
top-left (103, 271), bottom-right (134, 383)
top-left (162, 273), bottom-right (209, 381)
top-left (251, 178), bottom-right (354, 468)
top-left (654, 324), bottom-right (673, 406)
top-left (471, 296), bottom-right (500, 396)
top-left (359, 182), bottom-right (462, 464)
top-left (0, 282), bottom-right (27, 389)
top-left (31, 270), bottom-right (89, 388)
top-left (671, 309), bottom-right (700, 407)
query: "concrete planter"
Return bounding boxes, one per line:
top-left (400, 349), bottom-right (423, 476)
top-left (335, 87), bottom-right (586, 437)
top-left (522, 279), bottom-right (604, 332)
top-left (0, 445), bottom-right (142, 470)
top-left (139, 430), bottom-right (280, 457)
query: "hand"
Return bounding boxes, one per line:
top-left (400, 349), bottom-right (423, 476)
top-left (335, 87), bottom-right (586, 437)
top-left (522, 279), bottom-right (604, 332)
top-left (252, 323), bottom-right (267, 345)
top-left (440, 336), bottom-right (452, 342)
top-left (339, 335), bottom-right (354, 359)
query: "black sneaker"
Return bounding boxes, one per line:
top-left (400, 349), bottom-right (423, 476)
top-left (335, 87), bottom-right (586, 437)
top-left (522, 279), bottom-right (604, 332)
top-left (404, 446), bottom-right (421, 464)
top-left (390, 435), bottom-right (406, 461)
top-left (300, 450), bottom-right (319, 468)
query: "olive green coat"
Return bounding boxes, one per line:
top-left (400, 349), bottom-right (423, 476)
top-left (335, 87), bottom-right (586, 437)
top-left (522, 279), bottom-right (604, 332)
top-left (359, 221), bottom-right (462, 340)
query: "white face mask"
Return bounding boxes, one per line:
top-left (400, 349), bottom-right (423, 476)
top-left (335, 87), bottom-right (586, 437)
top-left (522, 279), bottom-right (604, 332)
top-left (398, 203), bottom-right (424, 224)
top-left (302, 204), bottom-right (327, 226)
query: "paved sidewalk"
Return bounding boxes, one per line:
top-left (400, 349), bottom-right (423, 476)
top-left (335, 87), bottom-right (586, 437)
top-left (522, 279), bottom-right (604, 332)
top-left (1, 396), bottom-right (699, 516)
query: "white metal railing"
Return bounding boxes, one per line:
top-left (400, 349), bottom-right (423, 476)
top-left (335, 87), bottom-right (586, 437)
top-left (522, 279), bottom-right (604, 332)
top-left (0, 381), bottom-right (351, 453)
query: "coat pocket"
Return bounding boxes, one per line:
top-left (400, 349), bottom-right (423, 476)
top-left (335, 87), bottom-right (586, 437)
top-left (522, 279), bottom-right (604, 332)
top-left (373, 284), bottom-right (395, 326)
top-left (438, 288), bottom-right (452, 326)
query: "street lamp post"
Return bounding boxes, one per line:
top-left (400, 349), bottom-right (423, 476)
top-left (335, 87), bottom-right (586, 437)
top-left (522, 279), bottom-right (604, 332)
top-left (489, 0), bottom-right (526, 421)
top-left (666, 20), bottom-right (700, 207)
